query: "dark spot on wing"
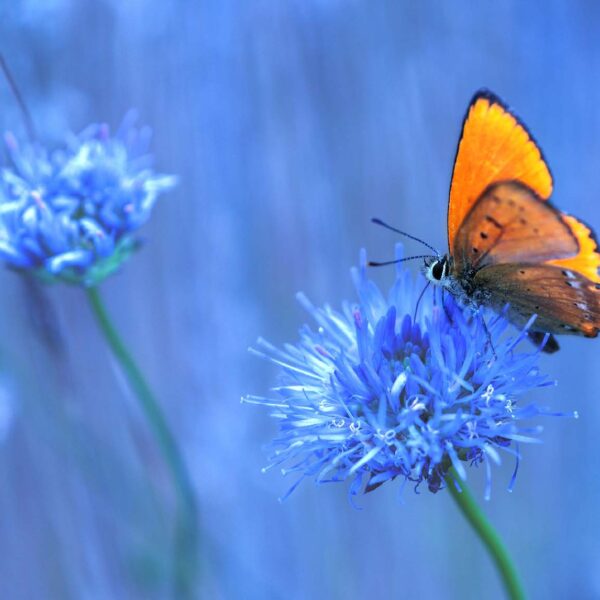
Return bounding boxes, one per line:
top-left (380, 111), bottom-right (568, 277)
top-left (485, 215), bottom-right (502, 229)
top-left (519, 218), bottom-right (527, 225)
top-left (480, 231), bottom-right (488, 239)
top-left (472, 247), bottom-right (479, 254)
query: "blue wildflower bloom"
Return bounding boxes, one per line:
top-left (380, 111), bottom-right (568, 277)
top-left (246, 246), bottom-right (565, 501)
top-left (0, 113), bottom-right (176, 286)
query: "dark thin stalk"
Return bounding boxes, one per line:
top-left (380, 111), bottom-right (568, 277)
top-left (0, 54), bottom-right (37, 142)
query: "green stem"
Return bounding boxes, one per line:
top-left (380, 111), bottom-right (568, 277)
top-left (86, 286), bottom-right (198, 598)
top-left (445, 468), bottom-right (526, 600)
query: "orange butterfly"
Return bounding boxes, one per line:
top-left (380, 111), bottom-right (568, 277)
top-left (376, 90), bottom-right (600, 353)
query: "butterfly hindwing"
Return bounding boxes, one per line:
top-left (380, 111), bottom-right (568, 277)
top-left (527, 331), bottom-right (560, 353)
top-left (546, 215), bottom-right (600, 285)
top-left (472, 263), bottom-right (600, 338)
top-left (452, 181), bottom-right (578, 272)
top-left (448, 91), bottom-right (553, 252)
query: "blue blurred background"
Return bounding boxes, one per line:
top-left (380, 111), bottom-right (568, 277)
top-left (0, 1), bottom-right (599, 598)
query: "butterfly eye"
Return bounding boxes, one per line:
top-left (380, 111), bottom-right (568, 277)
top-left (431, 261), bottom-right (445, 281)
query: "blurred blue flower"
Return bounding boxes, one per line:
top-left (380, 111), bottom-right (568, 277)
top-left (0, 113), bottom-right (176, 286)
top-left (246, 246), bottom-right (565, 501)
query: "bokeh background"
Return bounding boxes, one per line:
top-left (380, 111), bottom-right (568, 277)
top-left (0, 1), bottom-right (599, 599)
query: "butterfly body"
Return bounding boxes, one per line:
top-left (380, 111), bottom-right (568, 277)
top-left (424, 254), bottom-right (486, 309)
top-left (426, 94), bottom-right (600, 352)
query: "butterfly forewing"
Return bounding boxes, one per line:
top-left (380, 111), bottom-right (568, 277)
top-left (452, 181), bottom-right (578, 272)
top-left (472, 263), bottom-right (600, 337)
top-left (448, 91), bottom-right (553, 251)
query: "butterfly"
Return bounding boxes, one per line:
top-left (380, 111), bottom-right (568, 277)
top-left (373, 90), bottom-right (600, 353)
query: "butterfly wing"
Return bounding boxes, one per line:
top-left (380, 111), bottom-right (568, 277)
top-left (447, 90), bottom-right (600, 345)
top-left (451, 181), bottom-right (579, 272)
top-left (472, 263), bottom-right (600, 338)
top-left (451, 181), bottom-right (600, 338)
top-left (448, 91), bottom-right (553, 251)
top-left (546, 215), bottom-right (600, 284)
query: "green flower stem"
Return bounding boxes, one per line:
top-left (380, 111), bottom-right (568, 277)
top-left (445, 468), bottom-right (526, 600)
top-left (86, 286), bottom-right (198, 597)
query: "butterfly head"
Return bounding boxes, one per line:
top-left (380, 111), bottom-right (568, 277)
top-left (424, 255), bottom-right (451, 286)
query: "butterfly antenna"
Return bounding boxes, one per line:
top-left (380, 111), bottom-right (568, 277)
top-left (371, 218), bottom-right (440, 255)
top-left (413, 280), bottom-right (431, 322)
top-left (368, 254), bottom-right (435, 267)
top-left (0, 54), bottom-right (37, 143)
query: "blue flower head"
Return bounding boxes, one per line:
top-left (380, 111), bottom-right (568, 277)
top-left (246, 246), bottom-right (568, 501)
top-left (0, 113), bottom-right (176, 286)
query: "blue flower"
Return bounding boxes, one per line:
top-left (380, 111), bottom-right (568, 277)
top-left (0, 113), bottom-right (176, 286)
top-left (246, 246), bottom-right (567, 501)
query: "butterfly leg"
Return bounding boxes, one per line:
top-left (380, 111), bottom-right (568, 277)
top-left (441, 288), bottom-right (454, 324)
top-left (413, 281), bottom-right (431, 322)
top-left (478, 310), bottom-right (497, 359)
